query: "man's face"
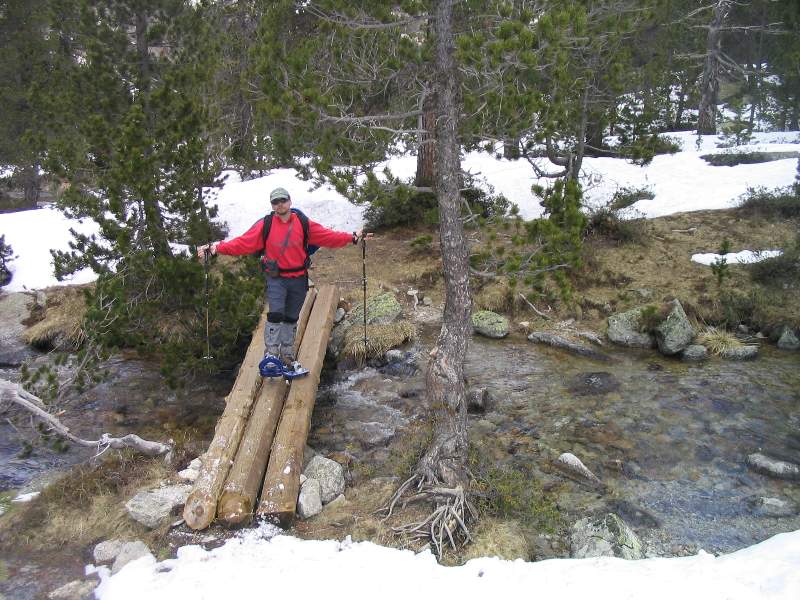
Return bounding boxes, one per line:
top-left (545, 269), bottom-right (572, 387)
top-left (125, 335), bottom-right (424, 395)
top-left (272, 196), bottom-right (291, 216)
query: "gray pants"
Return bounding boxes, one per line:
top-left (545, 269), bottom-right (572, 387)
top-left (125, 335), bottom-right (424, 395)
top-left (263, 275), bottom-right (308, 362)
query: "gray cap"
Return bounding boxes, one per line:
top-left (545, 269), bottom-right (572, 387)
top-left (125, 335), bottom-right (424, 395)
top-left (270, 187), bottom-right (290, 202)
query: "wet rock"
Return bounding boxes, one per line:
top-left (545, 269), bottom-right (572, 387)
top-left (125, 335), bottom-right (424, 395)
top-left (607, 307), bottom-right (656, 348)
top-left (297, 478), bottom-right (323, 519)
top-left (746, 453), bottom-right (800, 481)
top-left (344, 421), bottom-right (396, 448)
top-left (777, 328), bottom-right (800, 350)
top-left (721, 345), bottom-right (758, 360)
top-left (378, 350), bottom-right (418, 377)
top-left (570, 513), bottom-right (644, 560)
top-left (93, 539), bottom-right (126, 563)
top-left (654, 300), bottom-right (695, 355)
top-left (47, 579), bottom-right (98, 600)
top-left (606, 499), bottom-right (661, 529)
top-left (467, 387), bottom-right (494, 413)
top-left (527, 331), bottom-right (609, 360)
top-left (125, 483), bottom-right (192, 529)
top-left (0, 291), bottom-right (38, 366)
top-left (682, 345), bottom-right (708, 362)
top-left (334, 307), bottom-right (346, 324)
top-left (303, 455), bottom-right (345, 503)
top-left (749, 496), bottom-right (799, 518)
top-left (569, 372), bottom-right (620, 396)
top-left (471, 310), bottom-right (509, 339)
top-left (111, 541), bottom-right (153, 574)
top-left (554, 452), bottom-right (604, 489)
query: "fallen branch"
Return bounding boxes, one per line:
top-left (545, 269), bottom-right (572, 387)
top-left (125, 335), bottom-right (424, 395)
top-left (518, 293), bottom-right (551, 320)
top-left (0, 378), bottom-right (172, 457)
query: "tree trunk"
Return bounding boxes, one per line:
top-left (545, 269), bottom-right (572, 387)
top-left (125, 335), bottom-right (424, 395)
top-left (21, 164), bottom-right (40, 205)
top-left (415, 94), bottom-right (436, 188)
top-left (503, 137), bottom-right (520, 160)
top-left (697, 0), bottom-right (730, 135)
top-left (414, 0), bottom-right (470, 490)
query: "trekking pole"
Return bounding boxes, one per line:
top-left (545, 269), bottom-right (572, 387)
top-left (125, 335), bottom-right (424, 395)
top-left (361, 236), bottom-right (368, 358)
top-left (203, 246), bottom-right (213, 362)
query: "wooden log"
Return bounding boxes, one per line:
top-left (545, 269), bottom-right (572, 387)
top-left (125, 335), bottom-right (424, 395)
top-left (217, 289), bottom-right (318, 526)
top-left (257, 284), bottom-right (338, 526)
top-left (183, 310), bottom-right (268, 530)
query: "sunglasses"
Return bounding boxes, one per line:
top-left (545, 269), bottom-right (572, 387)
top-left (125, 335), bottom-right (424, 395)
top-left (270, 197), bottom-right (290, 205)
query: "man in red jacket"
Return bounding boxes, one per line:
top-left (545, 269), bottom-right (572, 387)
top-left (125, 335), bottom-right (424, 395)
top-left (198, 187), bottom-right (369, 377)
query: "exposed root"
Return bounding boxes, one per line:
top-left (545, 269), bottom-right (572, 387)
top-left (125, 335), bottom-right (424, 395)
top-left (379, 473), bottom-right (477, 557)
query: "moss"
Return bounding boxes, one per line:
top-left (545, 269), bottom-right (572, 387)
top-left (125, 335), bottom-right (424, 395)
top-left (348, 292), bottom-right (403, 326)
top-left (471, 310), bottom-right (509, 338)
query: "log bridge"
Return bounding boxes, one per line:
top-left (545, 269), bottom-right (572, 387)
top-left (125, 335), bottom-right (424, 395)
top-left (183, 284), bottom-right (338, 530)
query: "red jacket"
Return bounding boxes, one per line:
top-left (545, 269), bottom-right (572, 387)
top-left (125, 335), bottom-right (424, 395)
top-left (216, 212), bottom-right (352, 277)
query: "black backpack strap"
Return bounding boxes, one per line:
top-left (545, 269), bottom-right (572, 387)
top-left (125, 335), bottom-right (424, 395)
top-left (260, 213), bottom-right (274, 251)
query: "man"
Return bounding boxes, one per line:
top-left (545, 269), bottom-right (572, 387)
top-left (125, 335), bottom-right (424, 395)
top-left (198, 187), bottom-right (370, 377)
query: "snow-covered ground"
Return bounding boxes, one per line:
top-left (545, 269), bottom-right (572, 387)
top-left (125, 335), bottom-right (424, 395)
top-left (1, 131), bottom-right (797, 292)
top-left (90, 523), bottom-right (800, 600)
top-left (2, 132), bottom-right (799, 597)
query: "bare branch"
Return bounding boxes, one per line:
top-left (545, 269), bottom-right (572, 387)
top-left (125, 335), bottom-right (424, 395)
top-left (1, 379), bottom-right (172, 457)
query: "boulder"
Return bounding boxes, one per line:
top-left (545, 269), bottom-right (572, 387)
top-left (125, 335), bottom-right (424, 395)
top-left (297, 478), bottom-right (323, 519)
top-left (721, 345), bottom-right (758, 360)
top-left (471, 310), bottom-right (509, 339)
top-left (349, 292), bottom-right (403, 326)
top-left (124, 483), bottom-right (191, 528)
top-left (777, 328), bottom-right (800, 351)
top-left (303, 456), bottom-right (345, 503)
top-left (606, 307), bottom-right (655, 348)
top-left (681, 345), bottom-right (708, 362)
top-left (654, 299), bottom-right (695, 355)
top-left (47, 579), bottom-right (98, 600)
top-left (570, 513), bottom-right (644, 560)
top-left (749, 496), bottom-right (799, 518)
top-left (111, 541), bottom-right (153, 574)
top-left (93, 539), bottom-right (125, 564)
top-left (746, 453), bottom-right (800, 481)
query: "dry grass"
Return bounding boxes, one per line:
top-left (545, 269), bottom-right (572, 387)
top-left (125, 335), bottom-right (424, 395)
top-left (697, 327), bottom-right (744, 355)
top-left (341, 320), bottom-right (416, 364)
top-left (23, 286), bottom-right (87, 350)
top-left (460, 518), bottom-right (531, 562)
top-left (0, 450), bottom-right (169, 552)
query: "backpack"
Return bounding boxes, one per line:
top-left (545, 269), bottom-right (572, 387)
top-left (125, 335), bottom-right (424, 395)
top-left (258, 207), bottom-right (320, 273)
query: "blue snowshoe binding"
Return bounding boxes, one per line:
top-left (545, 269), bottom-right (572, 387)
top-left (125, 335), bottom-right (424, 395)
top-left (259, 354), bottom-right (285, 378)
top-left (258, 355), bottom-right (310, 381)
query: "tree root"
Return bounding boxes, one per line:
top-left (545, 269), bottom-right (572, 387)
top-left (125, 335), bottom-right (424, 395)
top-left (0, 378), bottom-right (173, 458)
top-left (379, 473), bottom-right (477, 557)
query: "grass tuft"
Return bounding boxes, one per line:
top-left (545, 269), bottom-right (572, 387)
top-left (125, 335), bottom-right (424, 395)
top-left (697, 327), bottom-right (743, 355)
top-left (23, 287), bottom-right (87, 350)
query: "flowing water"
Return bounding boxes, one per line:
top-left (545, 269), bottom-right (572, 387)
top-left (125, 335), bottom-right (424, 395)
top-left (310, 326), bottom-right (800, 556)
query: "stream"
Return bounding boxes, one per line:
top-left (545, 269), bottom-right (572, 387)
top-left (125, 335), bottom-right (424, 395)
top-left (1, 325), bottom-right (798, 591)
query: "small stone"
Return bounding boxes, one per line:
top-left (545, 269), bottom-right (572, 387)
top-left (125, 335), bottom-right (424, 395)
top-left (422, 296), bottom-right (433, 306)
top-left (737, 324), bottom-right (750, 334)
top-left (111, 541), bottom-right (153, 574)
top-left (746, 453), bottom-right (800, 481)
top-left (384, 349), bottom-right (404, 363)
top-left (93, 539), bottom-right (125, 564)
top-left (325, 494), bottom-right (347, 510)
top-left (467, 388), bottom-right (493, 413)
top-left (681, 345), bottom-right (708, 362)
top-left (750, 496), bottom-right (798, 518)
top-left (334, 307), bottom-right (346, 324)
top-left (177, 457), bottom-right (202, 482)
top-left (47, 579), bottom-right (98, 600)
top-left (297, 478), bottom-right (323, 519)
top-left (303, 456), bottom-right (345, 503)
top-left (777, 328), bottom-right (800, 350)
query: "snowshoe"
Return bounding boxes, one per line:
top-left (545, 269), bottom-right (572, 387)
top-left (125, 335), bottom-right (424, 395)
top-left (282, 361), bottom-right (309, 380)
top-left (259, 354), bottom-right (285, 378)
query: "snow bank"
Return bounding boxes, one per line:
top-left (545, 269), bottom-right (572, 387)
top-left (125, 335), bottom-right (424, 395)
top-left (691, 250), bottom-right (783, 266)
top-left (92, 526), bottom-right (800, 600)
